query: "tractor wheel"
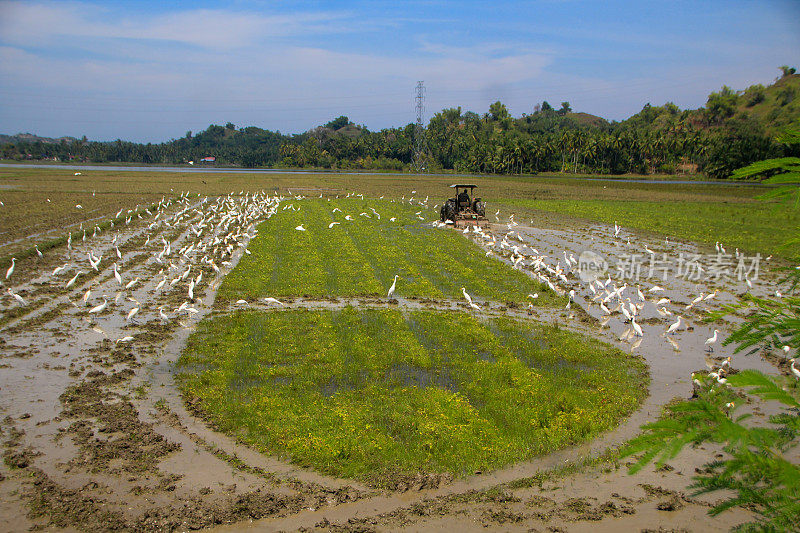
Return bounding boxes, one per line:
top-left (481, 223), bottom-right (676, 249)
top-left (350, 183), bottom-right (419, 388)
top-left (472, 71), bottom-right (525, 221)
top-left (442, 199), bottom-right (457, 221)
top-left (474, 201), bottom-right (486, 217)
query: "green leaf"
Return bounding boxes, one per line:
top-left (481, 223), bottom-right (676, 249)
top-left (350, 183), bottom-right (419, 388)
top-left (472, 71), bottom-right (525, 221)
top-left (764, 172), bottom-right (800, 184)
top-left (726, 370), bottom-right (800, 408)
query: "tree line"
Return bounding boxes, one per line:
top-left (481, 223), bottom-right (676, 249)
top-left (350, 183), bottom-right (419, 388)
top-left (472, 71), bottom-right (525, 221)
top-left (2, 70), bottom-right (797, 179)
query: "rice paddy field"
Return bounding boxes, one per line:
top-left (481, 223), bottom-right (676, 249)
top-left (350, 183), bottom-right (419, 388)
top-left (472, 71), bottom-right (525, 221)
top-left (1, 165), bottom-right (796, 262)
top-left (217, 198), bottom-right (556, 306)
top-left (180, 307), bottom-right (645, 487)
top-left (495, 197), bottom-right (800, 259)
top-left (0, 164), bottom-right (793, 531)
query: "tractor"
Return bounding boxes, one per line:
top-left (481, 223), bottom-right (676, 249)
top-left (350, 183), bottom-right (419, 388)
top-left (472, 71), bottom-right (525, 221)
top-left (440, 184), bottom-right (488, 228)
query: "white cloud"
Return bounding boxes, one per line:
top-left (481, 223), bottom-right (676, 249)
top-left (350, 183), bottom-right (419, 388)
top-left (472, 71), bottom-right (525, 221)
top-left (0, 1), bottom-right (354, 50)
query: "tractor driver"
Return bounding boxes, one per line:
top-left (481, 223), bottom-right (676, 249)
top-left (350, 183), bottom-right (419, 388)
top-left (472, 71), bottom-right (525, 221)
top-left (458, 188), bottom-right (470, 210)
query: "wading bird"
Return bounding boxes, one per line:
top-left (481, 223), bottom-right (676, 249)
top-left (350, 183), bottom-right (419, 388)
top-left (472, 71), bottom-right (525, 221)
top-left (461, 287), bottom-right (474, 306)
top-left (387, 275), bottom-right (398, 299)
top-left (705, 329), bottom-right (720, 352)
top-left (791, 359), bottom-right (800, 380)
top-left (113, 263), bottom-right (122, 285)
top-left (5, 257), bottom-right (15, 280)
top-left (66, 271), bottom-right (83, 288)
top-left (7, 288), bottom-right (27, 306)
top-left (88, 297), bottom-right (107, 315)
top-left (665, 315), bottom-right (682, 335)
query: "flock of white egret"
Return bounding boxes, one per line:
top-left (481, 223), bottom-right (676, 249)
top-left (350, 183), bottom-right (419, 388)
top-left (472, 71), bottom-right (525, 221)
top-left (1, 188), bottom-right (796, 382)
top-left (2, 190), bottom-right (292, 343)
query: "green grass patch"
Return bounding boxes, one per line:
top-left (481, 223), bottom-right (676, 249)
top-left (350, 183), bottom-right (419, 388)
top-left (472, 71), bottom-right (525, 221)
top-left (218, 198), bottom-right (558, 306)
top-left (177, 308), bottom-right (647, 487)
top-left (496, 197), bottom-right (800, 258)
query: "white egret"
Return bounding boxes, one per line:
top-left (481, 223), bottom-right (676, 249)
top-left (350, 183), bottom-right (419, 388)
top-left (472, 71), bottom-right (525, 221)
top-left (89, 298), bottom-right (108, 315)
top-left (295, 224), bottom-right (306, 231)
top-left (703, 290), bottom-right (719, 301)
top-left (53, 264), bottom-right (67, 276)
top-left (387, 275), bottom-right (398, 299)
top-left (461, 287), bottom-right (474, 306)
top-left (263, 297), bottom-right (284, 306)
top-left (689, 293), bottom-right (704, 306)
top-left (791, 359), bottom-right (800, 380)
top-left (66, 271), bottom-right (83, 288)
top-left (705, 329), bottom-right (720, 351)
top-left (126, 306), bottom-right (139, 322)
top-left (8, 289), bottom-right (27, 306)
top-left (113, 263), bottom-right (122, 285)
top-left (159, 306), bottom-right (169, 322)
top-left (115, 335), bottom-right (134, 344)
top-left (665, 316), bottom-right (682, 335)
top-left (329, 222), bottom-right (340, 228)
top-left (125, 277), bottom-right (139, 290)
top-left (631, 319), bottom-right (643, 337)
top-left (5, 257), bottom-right (15, 280)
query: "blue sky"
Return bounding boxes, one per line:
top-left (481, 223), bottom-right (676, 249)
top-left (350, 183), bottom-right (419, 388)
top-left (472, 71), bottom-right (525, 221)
top-left (0, 0), bottom-right (797, 142)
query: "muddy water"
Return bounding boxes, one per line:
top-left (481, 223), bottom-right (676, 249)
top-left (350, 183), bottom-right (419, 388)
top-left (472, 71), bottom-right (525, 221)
top-left (0, 197), bottom-right (791, 532)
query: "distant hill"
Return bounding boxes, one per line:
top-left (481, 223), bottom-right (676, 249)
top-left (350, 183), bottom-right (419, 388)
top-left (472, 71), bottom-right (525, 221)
top-left (732, 73), bottom-right (799, 133)
top-left (566, 112), bottom-right (608, 128)
top-left (0, 133), bottom-right (78, 145)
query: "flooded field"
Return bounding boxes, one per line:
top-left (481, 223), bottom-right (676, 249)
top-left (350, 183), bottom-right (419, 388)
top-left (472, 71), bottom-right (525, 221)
top-left (0, 168), bottom-right (793, 531)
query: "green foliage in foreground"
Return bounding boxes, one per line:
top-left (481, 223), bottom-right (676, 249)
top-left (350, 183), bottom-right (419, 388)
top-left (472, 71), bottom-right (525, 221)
top-left (496, 197), bottom-right (800, 258)
top-left (625, 246), bottom-right (800, 531)
top-left (621, 371), bottom-right (800, 532)
top-left (218, 198), bottom-right (557, 305)
top-left (178, 308), bottom-right (647, 486)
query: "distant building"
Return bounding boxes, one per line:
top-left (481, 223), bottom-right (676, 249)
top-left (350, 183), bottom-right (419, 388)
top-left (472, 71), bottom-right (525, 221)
top-left (200, 156), bottom-right (216, 163)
